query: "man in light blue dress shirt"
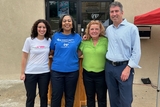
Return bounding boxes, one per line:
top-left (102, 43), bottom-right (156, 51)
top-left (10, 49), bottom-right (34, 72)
top-left (105, 1), bottom-right (141, 107)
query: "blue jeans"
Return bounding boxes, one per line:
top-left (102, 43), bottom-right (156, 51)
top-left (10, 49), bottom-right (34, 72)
top-left (24, 72), bottom-right (50, 107)
top-left (105, 61), bottom-right (134, 107)
top-left (50, 70), bottom-right (79, 107)
top-left (83, 69), bottom-right (107, 107)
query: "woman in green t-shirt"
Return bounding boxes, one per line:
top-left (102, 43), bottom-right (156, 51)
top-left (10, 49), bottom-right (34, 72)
top-left (78, 20), bottom-right (108, 107)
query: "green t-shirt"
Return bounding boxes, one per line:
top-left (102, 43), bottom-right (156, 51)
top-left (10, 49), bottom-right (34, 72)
top-left (79, 36), bottom-right (108, 72)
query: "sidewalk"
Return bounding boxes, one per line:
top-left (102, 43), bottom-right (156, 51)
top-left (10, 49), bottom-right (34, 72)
top-left (0, 80), bottom-right (158, 107)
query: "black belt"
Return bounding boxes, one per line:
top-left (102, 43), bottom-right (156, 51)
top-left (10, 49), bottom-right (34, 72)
top-left (107, 59), bottom-right (128, 66)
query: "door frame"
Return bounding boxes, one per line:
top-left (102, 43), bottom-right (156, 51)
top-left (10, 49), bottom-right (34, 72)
top-left (45, 0), bottom-right (114, 33)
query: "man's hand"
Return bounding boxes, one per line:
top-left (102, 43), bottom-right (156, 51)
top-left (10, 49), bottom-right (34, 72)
top-left (121, 66), bottom-right (131, 81)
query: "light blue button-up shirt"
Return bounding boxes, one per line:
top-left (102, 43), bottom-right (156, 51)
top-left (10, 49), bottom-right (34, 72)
top-left (105, 19), bottom-right (141, 68)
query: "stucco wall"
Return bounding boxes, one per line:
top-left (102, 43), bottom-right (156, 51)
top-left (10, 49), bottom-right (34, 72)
top-left (0, 0), bottom-right (160, 86)
top-left (0, 0), bottom-right (45, 79)
top-left (118, 0), bottom-right (160, 84)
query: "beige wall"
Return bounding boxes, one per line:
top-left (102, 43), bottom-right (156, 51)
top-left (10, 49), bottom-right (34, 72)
top-left (118, 0), bottom-right (160, 84)
top-left (0, 0), bottom-right (45, 79)
top-left (0, 0), bottom-right (160, 85)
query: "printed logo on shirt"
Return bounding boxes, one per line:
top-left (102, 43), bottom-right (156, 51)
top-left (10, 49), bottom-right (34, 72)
top-left (57, 38), bottom-right (75, 48)
top-left (32, 46), bottom-right (48, 49)
top-left (63, 43), bottom-right (69, 47)
top-left (62, 42), bottom-right (70, 48)
top-left (57, 38), bottom-right (74, 43)
top-left (36, 46), bottom-right (45, 48)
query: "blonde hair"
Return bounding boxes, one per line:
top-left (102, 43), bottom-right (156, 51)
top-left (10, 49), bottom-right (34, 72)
top-left (85, 20), bottom-right (106, 40)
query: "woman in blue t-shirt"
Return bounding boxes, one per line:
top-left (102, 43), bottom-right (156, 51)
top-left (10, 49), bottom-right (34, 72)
top-left (50, 14), bottom-right (82, 107)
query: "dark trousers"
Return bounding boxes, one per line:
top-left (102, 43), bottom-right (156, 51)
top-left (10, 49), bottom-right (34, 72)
top-left (50, 70), bottom-right (79, 107)
top-left (105, 61), bottom-right (134, 107)
top-left (24, 72), bottom-right (50, 107)
top-left (83, 69), bottom-right (107, 107)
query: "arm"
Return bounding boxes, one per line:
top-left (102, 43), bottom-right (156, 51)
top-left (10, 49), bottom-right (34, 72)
top-left (20, 52), bottom-right (28, 81)
top-left (128, 26), bottom-right (141, 68)
top-left (78, 49), bottom-right (83, 57)
top-left (49, 50), bottom-right (54, 56)
top-left (121, 26), bottom-right (141, 81)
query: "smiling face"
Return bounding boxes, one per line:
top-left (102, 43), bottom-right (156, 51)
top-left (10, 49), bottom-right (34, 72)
top-left (62, 16), bottom-right (73, 34)
top-left (110, 6), bottom-right (123, 26)
top-left (37, 22), bottom-right (46, 37)
top-left (89, 24), bottom-right (100, 39)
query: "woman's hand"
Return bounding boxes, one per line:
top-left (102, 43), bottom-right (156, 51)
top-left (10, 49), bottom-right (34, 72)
top-left (82, 35), bottom-right (87, 40)
top-left (20, 73), bottom-right (25, 81)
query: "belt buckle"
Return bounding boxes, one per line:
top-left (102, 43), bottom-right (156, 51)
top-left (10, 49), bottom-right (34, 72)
top-left (112, 62), bottom-right (116, 66)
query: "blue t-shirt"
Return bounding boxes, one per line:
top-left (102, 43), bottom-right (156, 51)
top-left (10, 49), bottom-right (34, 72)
top-left (50, 32), bottom-right (82, 72)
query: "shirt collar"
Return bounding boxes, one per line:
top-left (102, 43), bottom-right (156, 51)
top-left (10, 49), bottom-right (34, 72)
top-left (112, 19), bottom-right (127, 28)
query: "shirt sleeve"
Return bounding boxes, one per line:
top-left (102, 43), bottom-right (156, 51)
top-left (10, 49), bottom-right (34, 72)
top-left (79, 41), bottom-right (84, 51)
top-left (22, 38), bottom-right (30, 53)
top-left (128, 26), bottom-right (141, 68)
top-left (105, 37), bottom-right (108, 51)
top-left (50, 34), bottom-right (55, 51)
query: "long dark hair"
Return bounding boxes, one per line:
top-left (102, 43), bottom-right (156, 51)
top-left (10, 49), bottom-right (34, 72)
top-left (31, 19), bottom-right (52, 40)
top-left (58, 14), bottom-right (76, 34)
